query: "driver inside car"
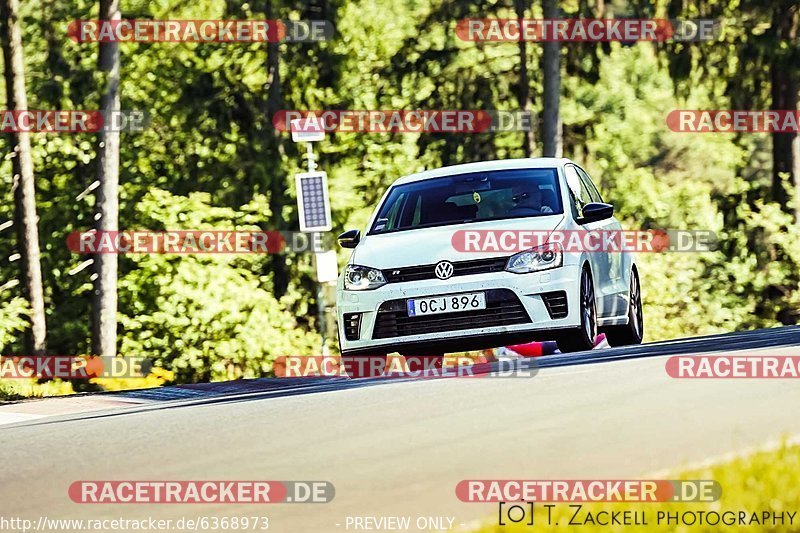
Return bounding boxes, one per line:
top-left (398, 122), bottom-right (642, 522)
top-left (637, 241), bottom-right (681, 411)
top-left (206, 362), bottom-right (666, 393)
top-left (509, 186), bottom-right (554, 216)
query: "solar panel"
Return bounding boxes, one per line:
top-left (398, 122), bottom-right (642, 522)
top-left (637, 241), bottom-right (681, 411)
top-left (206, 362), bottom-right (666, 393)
top-left (295, 171), bottom-right (332, 232)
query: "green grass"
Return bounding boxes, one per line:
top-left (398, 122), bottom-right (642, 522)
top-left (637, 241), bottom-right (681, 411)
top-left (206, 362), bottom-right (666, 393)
top-left (475, 441), bottom-right (800, 532)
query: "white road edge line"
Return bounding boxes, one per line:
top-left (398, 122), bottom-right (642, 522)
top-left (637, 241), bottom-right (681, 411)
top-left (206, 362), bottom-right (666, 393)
top-left (538, 368), bottom-right (596, 378)
top-left (0, 413), bottom-right (46, 426)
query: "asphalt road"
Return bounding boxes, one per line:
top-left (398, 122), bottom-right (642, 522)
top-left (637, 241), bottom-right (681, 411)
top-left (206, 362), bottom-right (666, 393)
top-left (1, 327), bottom-right (799, 532)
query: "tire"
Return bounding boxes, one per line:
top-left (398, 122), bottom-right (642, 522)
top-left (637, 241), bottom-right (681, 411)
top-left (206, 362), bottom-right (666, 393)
top-left (604, 269), bottom-right (644, 347)
top-left (556, 267), bottom-right (597, 353)
top-left (341, 355), bottom-right (387, 378)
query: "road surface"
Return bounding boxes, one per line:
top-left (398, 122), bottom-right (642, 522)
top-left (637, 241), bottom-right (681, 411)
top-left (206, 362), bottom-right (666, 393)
top-left (1, 327), bottom-right (799, 532)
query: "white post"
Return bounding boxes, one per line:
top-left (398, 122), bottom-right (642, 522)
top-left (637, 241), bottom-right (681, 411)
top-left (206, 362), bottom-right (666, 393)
top-left (307, 142), bottom-right (324, 353)
top-left (291, 118), bottom-right (329, 355)
top-left (306, 142), bottom-right (317, 173)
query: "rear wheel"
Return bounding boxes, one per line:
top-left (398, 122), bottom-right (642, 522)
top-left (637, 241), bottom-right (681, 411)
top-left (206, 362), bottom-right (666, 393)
top-left (556, 268), bottom-right (597, 353)
top-left (604, 270), bottom-right (644, 347)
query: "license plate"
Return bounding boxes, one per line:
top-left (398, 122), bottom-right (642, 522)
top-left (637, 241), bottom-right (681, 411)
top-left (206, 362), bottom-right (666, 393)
top-left (407, 292), bottom-right (486, 317)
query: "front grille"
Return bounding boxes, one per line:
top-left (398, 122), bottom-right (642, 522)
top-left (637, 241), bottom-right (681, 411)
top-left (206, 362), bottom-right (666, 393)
top-left (343, 313), bottom-right (362, 340)
top-left (382, 256), bottom-right (508, 283)
top-left (372, 289), bottom-right (530, 339)
top-left (541, 291), bottom-right (568, 319)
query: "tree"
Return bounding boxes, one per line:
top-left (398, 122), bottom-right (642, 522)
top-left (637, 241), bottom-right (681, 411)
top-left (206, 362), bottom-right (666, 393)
top-left (768, 1), bottom-right (800, 222)
top-left (515, 0), bottom-right (536, 156)
top-left (541, 0), bottom-right (562, 157)
top-left (262, 0), bottom-right (290, 298)
top-left (91, 0), bottom-right (120, 356)
top-left (661, 0), bottom-right (800, 223)
top-left (0, 0), bottom-right (47, 355)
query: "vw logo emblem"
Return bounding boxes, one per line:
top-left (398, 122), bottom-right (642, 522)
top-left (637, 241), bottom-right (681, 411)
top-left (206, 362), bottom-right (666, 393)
top-left (434, 261), bottom-right (454, 280)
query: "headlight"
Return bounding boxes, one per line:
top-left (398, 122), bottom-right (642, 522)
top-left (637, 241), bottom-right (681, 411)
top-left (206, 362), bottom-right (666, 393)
top-left (505, 243), bottom-right (563, 274)
top-left (344, 264), bottom-right (387, 290)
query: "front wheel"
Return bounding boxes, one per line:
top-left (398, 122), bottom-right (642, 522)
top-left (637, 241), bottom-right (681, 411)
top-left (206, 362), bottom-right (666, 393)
top-left (604, 270), bottom-right (644, 347)
top-left (556, 268), bottom-right (597, 353)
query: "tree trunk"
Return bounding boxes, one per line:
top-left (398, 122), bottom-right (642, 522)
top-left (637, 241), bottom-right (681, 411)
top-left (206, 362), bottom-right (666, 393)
top-left (541, 0), bottom-right (562, 157)
top-left (515, 0), bottom-right (536, 157)
top-left (91, 0), bottom-right (120, 356)
top-left (264, 0), bottom-right (289, 298)
top-left (769, 4), bottom-right (800, 224)
top-left (0, 0), bottom-right (47, 355)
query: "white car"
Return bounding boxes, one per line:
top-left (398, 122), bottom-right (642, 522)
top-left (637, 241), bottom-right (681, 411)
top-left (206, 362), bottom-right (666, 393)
top-left (335, 158), bottom-right (643, 364)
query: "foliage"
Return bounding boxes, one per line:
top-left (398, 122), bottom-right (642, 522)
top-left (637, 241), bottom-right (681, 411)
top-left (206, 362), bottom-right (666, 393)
top-left (116, 189), bottom-right (321, 382)
top-left (0, 377), bottom-right (74, 402)
top-left (0, 289), bottom-right (29, 351)
top-left (0, 0), bottom-right (797, 395)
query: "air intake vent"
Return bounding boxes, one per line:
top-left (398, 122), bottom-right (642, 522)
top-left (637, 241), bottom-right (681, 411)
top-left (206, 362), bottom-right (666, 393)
top-left (372, 289), bottom-right (530, 339)
top-left (541, 291), bottom-right (568, 319)
top-left (343, 313), bottom-right (362, 341)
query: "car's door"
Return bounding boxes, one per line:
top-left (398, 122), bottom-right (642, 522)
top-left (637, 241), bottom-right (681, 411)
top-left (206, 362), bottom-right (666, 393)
top-left (564, 164), bottom-right (615, 317)
top-left (575, 165), bottom-right (628, 317)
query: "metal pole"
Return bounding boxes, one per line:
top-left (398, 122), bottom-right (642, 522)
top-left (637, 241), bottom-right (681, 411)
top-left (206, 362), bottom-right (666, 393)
top-left (306, 141), bottom-right (325, 353)
top-left (306, 143), bottom-right (317, 172)
top-left (316, 268), bottom-right (328, 356)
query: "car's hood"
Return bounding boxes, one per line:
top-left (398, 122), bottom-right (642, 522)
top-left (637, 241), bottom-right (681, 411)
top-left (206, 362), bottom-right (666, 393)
top-left (351, 215), bottom-right (565, 269)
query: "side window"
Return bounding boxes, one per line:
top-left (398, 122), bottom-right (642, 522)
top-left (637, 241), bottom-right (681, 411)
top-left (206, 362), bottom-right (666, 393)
top-left (376, 192), bottom-right (406, 231)
top-left (565, 165), bottom-right (588, 218)
top-left (410, 195), bottom-right (422, 226)
top-left (577, 167), bottom-right (603, 203)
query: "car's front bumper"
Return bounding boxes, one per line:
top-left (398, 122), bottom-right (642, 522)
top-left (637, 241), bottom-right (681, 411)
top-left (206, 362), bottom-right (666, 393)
top-left (336, 265), bottom-right (581, 355)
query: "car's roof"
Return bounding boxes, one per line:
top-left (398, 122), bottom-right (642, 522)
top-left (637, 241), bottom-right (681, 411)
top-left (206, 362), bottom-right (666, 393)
top-left (393, 157), bottom-right (573, 186)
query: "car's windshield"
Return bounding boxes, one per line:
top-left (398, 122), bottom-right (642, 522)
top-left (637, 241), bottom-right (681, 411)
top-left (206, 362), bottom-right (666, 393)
top-left (369, 168), bottom-right (562, 234)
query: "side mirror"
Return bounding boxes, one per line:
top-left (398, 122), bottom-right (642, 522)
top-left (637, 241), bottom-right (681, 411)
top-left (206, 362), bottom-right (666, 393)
top-left (337, 229), bottom-right (361, 248)
top-left (579, 202), bottom-right (614, 224)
